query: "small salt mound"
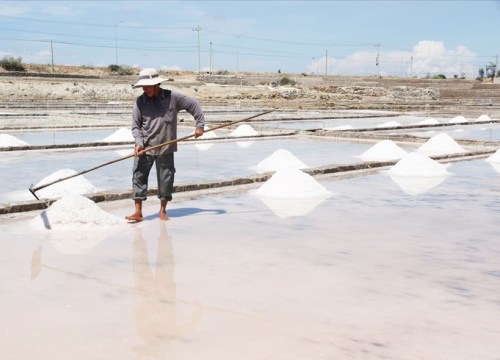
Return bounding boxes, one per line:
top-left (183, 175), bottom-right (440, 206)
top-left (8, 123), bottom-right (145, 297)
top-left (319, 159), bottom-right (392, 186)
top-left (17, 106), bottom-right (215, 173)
top-left (325, 125), bottom-right (354, 131)
top-left (417, 133), bottom-right (467, 156)
top-left (0, 134), bottom-right (29, 147)
top-left (256, 149), bottom-right (307, 173)
top-left (101, 127), bottom-right (134, 142)
top-left (416, 118), bottom-right (440, 125)
top-left (31, 195), bottom-right (124, 255)
top-left (32, 195), bottom-right (124, 228)
top-left (254, 168), bottom-right (331, 199)
top-left (229, 124), bottom-right (259, 137)
top-left (388, 152), bottom-right (449, 177)
top-left (485, 149), bottom-right (500, 163)
top-left (35, 168), bottom-right (97, 199)
top-left (198, 130), bottom-right (218, 139)
top-left (448, 115), bottom-right (467, 123)
top-left (476, 114), bottom-right (491, 122)
top-left (376, 121), bottom-right (401, 128)
top-left (358, 140), bottom-right (408, 161)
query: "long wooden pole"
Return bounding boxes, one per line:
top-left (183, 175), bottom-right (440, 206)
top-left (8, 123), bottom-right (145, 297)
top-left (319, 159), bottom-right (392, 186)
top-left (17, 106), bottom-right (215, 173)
top-left (29, 109), bottom-right (275, 200)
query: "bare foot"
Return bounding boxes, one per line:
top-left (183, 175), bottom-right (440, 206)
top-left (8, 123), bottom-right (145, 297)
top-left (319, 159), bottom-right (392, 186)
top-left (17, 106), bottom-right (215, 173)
top-left (159, 211), bottom-right (169, 221)
top-left (125, 212), bottom-right (143, 222)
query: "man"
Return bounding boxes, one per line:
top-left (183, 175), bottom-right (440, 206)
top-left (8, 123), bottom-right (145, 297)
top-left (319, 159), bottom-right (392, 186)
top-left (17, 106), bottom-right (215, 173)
top-left (126, 68), bottom-right (205, 222)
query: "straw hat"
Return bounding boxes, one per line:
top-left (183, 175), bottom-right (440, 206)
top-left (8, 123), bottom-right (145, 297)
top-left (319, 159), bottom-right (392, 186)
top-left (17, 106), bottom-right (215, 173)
top-left (132, 68), bottom-right (168, 88)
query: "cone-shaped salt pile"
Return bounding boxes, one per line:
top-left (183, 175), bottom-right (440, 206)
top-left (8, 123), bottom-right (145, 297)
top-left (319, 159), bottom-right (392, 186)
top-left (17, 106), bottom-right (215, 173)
top-left (485, 149), bottom-right (500, 163)
top-left (198, 128), bottom-right (218, 139)
top-left (388, 152), bottom-right (450, 195)
top-left (476, 114), bottom-right (491, 122)
top-left (376, 121), bottom-right (401, 128)
top-left (359, 140), bottom-right (408, 161)
top-left (448, 115), bottom-right (467, 123)
top-left (31, 195), bottom-right (124, 254)
top-left (35, 168), bottom-right (97, 199)
top-left (417, 133), bottom-right (466, 156)
top-left (325, 125), bottom-right (354, 130)
top-left (101, 127), bottom-right (134, 142)
top-left (416, 118), bottom-right (440, 125)
top-left (389, 152), bottom-right (449, 177)
top-left (256, 149), bottom-right (307, 173)
top-left (0, 134), bottom-right (29, 147)
top-left (254, 168), bottom-right (331, 218)
top-left (255, 168), bottom-right (331, 199)
top-left (229, 124), bottom-right (259, 137)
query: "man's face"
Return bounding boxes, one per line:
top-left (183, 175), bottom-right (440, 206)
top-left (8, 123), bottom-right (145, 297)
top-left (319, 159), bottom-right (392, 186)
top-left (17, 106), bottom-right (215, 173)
top-left (142, 85), bottom-right (157, 98)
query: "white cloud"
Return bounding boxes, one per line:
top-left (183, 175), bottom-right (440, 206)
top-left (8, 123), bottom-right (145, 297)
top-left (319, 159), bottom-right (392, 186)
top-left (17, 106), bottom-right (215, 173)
top-left (307, 40), bottom-right (479, 78)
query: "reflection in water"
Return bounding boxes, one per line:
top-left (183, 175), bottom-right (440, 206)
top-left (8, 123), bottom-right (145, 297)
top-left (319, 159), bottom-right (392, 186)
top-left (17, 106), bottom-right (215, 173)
top-left (133, 222), bottom-right (202, 359)
top-left (389, 174), bottom-right (448, 195)
top-left (256, 196), bottom-right (328, 219)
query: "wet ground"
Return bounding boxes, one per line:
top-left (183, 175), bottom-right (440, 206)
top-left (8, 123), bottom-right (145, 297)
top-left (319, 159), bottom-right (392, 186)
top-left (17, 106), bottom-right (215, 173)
top-left (1, 111), bottom-right (499, 360)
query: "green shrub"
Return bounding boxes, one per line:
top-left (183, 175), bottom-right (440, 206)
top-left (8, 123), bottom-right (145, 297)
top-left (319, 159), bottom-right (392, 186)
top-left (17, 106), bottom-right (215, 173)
top-left (433, 74), bottom-right (446, 79)
top-left (0, 56), bottom-right (25, 71)
top-left (108, 64), bottom-right (134, 75)
top-left (279, 77), bottom-right (296, 86)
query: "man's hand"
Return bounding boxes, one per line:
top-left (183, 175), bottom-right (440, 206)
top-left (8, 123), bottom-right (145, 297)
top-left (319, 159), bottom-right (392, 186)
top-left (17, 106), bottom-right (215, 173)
top-left (134, 145), bottom-right (145, 157)
top-left (194, 128), bottom-right (204, 138)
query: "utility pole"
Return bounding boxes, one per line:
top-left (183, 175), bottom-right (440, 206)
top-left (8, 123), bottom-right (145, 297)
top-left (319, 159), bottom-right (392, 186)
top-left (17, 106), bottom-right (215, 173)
top-left (192, 25), bottom-right (201, 73)
top-left (115, 21), bottom-right (124, 66)
top-left (325, 49), bottom-right (328, 75)
top-left (375, 43), bottom-right (380, 77)
top-left (209, 42), bottom-right (213, 75)
top-left (50, 40), bottom-right (54, 73)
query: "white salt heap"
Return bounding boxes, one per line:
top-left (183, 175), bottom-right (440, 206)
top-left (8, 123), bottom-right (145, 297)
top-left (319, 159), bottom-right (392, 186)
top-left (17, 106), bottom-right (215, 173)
top-left (358, 140), bottom-right (408, 161)
top-left (388, 152), bottom-right (450, 195)
top-left (448, 115), bottom-right (467, 123)
top-left (476, 114), bottom-right (491, 122)
top-left (416, 118), bottom-right (440, 125)
top-left (34, 168), bottom-right (98, 199)
top-left (256, 149), bottom-right (307, 173)
top-left (32, 195), bottom-right (124, 228)
top-left (417, 133), bottom-right (467, 156)
top-left (376, 120), bottom-right (401, 128)
top-left (101, 127), bottom-right (134, 142)
top-left (229, 124), bottom-right (259, 137)
top-left (325, 125), bottom-right (354, 131)
top-left (255, 168), bottom-right (331, 198)
top-left (30, 195), bottom-right (125, 255)
top-left (485, 149), bottom-right (500, 163)
top-left (253, 168), bottom-right (331, 218)
top-left (198, 128), bottom-right (218, 139)
top-left (388, 152), bottom-right (450, 177)
top-left (0, 134), bottom-right (29, 147)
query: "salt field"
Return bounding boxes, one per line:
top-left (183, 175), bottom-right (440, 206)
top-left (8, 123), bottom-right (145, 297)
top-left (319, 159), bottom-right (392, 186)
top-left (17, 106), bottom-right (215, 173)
top-left (1, 110), bottom-right (499, 360)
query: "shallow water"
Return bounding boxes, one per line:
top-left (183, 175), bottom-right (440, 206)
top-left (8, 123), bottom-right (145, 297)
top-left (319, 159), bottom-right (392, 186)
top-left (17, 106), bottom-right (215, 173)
top-left (1, 158), bottom-right (499, 360)
top-left (0, 137), bottom-right (419, 203)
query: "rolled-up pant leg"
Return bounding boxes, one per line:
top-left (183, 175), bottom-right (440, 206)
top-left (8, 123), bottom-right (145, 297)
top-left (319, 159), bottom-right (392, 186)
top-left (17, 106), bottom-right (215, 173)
top-left (132, 154), bottom-right (155, 200)
top-left (156, 152), bottom-right (175, 201)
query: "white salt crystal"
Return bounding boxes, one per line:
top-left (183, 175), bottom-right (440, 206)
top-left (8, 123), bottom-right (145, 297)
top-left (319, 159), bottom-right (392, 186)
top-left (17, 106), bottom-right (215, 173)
top-left (416, 118), bottom-right (440, 125)
top-left (388, 152), bottom-right (450, 177)
top-left (101, 127), bottom-right (134, 142)
top-left (376, 120), bottom-right (401, 128)
top-left (448, 115), bottom-right (467, 123)
top-left (0, 134), bottom-right (29, 147)
top-left (359, 140), bottom-right (408, 161)
top-left (254, 168), bottom-right (331, 199)
top-left (35, 168), bottom-right (98, 199)
top-left (417, 133), bottom-right (466, 156)
top-left (229, 124), bottom-right (259, 137)
top-left (476, 114), bottom-right (491, 122)
top-left (256, 149), bottom-right (307, 173)
top-left (485, 149), bottom-right (500, 163)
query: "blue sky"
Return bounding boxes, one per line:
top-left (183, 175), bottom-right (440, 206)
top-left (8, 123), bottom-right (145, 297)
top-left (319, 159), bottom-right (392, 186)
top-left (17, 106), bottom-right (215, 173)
top-left (0, 0), bottom-right (499, 78)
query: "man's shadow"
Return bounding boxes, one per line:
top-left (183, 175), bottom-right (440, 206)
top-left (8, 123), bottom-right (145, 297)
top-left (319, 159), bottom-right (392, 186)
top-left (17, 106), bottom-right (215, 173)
top-left (133, 221), bottom-right (202, 358)
top-left (143, 207), bottom-right (225, 221)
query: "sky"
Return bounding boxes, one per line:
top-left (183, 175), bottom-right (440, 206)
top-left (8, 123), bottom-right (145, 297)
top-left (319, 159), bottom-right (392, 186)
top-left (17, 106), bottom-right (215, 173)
top-left (0, 0), bottom-right (499, 78)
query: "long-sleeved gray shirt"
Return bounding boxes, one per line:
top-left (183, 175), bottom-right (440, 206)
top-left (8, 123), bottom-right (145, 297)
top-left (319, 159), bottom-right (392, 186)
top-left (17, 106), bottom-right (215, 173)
top-left (131, 88), bottom-right (205, 155)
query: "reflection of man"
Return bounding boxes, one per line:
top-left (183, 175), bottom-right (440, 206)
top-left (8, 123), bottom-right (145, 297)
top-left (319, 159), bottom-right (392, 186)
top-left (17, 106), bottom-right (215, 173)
top-left (133, 222), bottom-right (201, 358)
